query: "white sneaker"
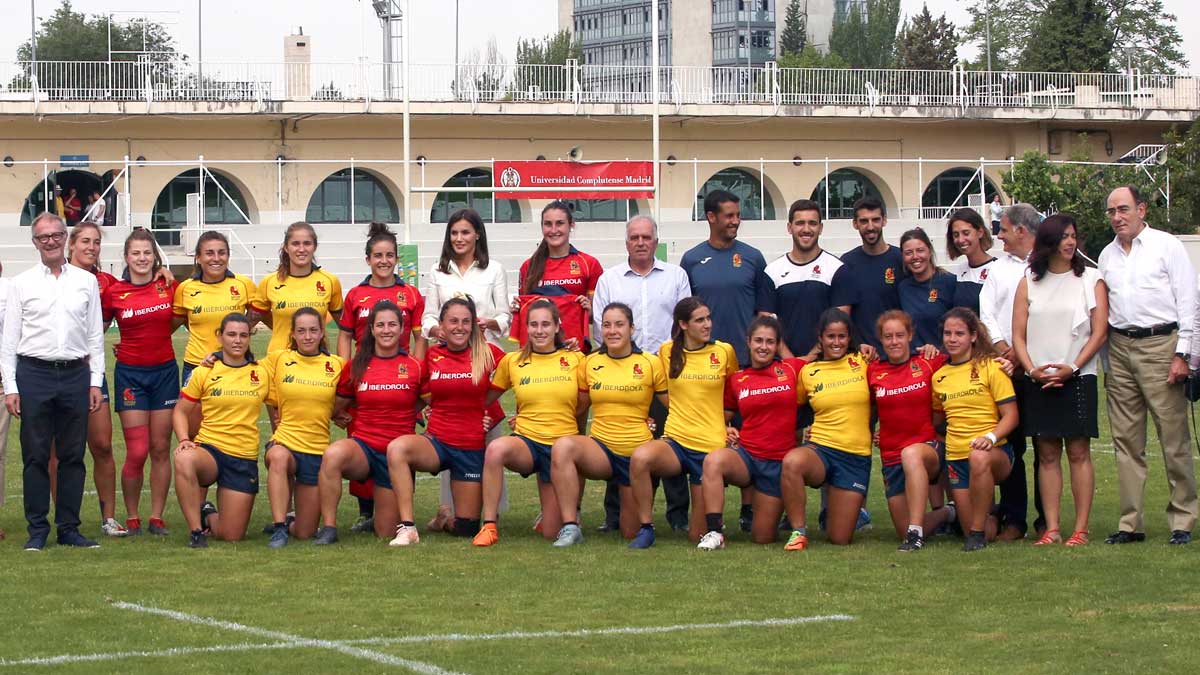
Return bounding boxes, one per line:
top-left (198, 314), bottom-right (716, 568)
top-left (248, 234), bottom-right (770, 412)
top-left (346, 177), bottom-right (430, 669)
top-left (388, 524), bottom-right (420, 547)
top-left (697, 531), bottom-right (725, 550)
top-left (101, 518), bottom-right (128, 537)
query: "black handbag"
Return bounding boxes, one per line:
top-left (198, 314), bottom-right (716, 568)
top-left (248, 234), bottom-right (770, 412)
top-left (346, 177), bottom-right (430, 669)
top-left (1185, 371), bottom-right (1200, 403)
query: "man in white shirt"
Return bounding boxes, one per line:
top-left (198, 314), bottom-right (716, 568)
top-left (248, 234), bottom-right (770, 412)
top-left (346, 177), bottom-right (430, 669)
top-left (979, 202), bottom-right (1044, 540)
top-left (1, 213), bottom-right (106, 551)
top-left (591, 215), bottom-right (692, 531)
top-left (1099, 185), bottom-right (1197, 545)
top-left (0, 272), bottom-right (10, 541)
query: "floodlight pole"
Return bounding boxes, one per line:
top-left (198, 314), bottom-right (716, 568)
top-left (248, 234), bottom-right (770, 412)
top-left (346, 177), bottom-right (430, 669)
top-left (30, 0), bottom-right (36, 63)
top-left (402, 0), bottom-right (411, 243)
top-left (197, 0), bottom-right (203, 87)
top-left (652, 0), bottom-right (660, 224)
top-left (984, 0), bottom-right (992, 72)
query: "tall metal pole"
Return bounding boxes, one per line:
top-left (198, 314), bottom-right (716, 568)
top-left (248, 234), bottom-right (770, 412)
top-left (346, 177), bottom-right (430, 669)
top-left (30, 0), bottom-right (36, 63)
top-left (453, 0), bottom-right (459, 92)
top-left (652, 0), bottom-right (661, 224)
top-left (984, 1), bottom-right (992, 72)
top-left (402, 0), bottom-right (411, 243)
top-left (197, 0), bottom-right (203, 87)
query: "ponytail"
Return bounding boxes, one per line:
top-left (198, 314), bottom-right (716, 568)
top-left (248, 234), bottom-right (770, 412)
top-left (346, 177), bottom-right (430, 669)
top-left (352, 301), bottom-right (403, 383)
top-left (522, 200), bottom-right (575, 294)
top-left (277, 222), bottom-right (318, 282)
top-left (668, 297), bottom-right (706, 379)
top-left (517, 298), bottom-right (566, 364)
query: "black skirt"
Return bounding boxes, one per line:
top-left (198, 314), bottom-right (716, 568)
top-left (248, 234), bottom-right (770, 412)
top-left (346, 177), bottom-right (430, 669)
top-left (1021, 374), bottom-right (1099, 439)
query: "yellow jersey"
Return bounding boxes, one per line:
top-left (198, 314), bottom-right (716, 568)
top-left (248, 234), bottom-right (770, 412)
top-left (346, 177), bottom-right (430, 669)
top-left (658, 340), bottom-right (738, 452)
top-left (173, 272), bottom-right (259, 365)
top-left (491, 349), bottom-right (587, 446)
top-left (263, 349), bottom-right (345, 455)
top-left (797, 354), bottom-right (872, 456)
top-left (932, 358), bottom-right (1016, 461)
top-left (584, 350), bottom-right (668, 456)
top-left (253, 268), bottom-right (344, 354)
top-left (180, 358), bottom-right (269, 459)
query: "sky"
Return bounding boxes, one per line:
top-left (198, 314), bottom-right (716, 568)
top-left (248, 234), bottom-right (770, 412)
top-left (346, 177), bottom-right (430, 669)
top-left (5, 0), bottom-right (1200, 73)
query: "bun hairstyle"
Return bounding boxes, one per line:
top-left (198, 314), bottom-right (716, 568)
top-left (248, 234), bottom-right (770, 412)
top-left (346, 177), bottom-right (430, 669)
top-left (364, 221), bottom-right (398, 258)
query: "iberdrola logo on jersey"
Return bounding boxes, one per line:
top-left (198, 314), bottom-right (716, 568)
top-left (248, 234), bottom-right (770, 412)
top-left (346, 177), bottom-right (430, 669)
top-left (283, 374), bottom-right (296, 383)
top-left (591, 381), bottom-right (602, 390)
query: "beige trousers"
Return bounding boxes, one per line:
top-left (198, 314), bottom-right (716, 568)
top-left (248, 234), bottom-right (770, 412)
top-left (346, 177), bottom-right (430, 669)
top-left (1105, 331), bottom-right (1198, 533)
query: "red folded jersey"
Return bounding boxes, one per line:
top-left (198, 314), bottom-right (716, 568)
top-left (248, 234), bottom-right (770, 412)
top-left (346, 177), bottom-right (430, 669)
top-left (724, 358), bottom-right (806, 461)
top-left (92, 268), bottom-right (118, 296)
top-left (338, 277), bottom-right (425, 346)
top-left (336, 352), bottom-right (423, 451)
top-left (422, 342), bottom-right (506, 449)
top-left (518, 248), bottom-right (602, 298)
top-left (869, 354), bottom-right (948, 465)
top-left (510, 293), bottom-right (590, 349)
top-left (102, 278), bottom-right (179, 366)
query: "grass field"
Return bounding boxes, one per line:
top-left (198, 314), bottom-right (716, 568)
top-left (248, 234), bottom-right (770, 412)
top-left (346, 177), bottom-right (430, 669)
top-left (1, 328), bottom-right (1198, 673)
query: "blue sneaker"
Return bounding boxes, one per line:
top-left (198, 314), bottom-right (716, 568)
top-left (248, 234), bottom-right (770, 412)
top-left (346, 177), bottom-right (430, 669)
top-left (855, 508), bottom-right (873, 531)
top-left (24, 533), bottom-right (47, 551)
top-left (267, 525), bottom-right (289, 549)
top-left (628, 525), bottom-right (655, 549)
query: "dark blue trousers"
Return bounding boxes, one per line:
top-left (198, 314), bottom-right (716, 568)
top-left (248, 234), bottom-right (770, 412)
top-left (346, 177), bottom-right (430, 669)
top-left (17, 357), bottom-right (90, 538)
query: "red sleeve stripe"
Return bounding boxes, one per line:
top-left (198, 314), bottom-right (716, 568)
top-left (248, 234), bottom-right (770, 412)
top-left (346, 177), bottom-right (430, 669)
top-left (179, 391), bottom-right (200, 402)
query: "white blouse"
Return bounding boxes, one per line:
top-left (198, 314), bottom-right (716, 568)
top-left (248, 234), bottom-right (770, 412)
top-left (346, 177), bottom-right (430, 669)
top-left (420, 258), bottom-right (511, 345)
top-left (1025, 266), bottom-right (1102, 376)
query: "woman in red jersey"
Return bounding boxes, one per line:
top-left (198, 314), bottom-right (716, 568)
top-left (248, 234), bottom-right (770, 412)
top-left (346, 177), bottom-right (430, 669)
top-left (697, 316), bottom-right (804, 550)
top-left (385, 298), bottom-right (505, 546)
top-left (100, 230), bottom-right (180, 536)
top-left (315, 300), bottom-right (423, 544)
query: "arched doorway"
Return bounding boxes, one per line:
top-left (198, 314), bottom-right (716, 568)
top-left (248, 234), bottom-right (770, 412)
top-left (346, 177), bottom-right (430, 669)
top-left (922, 167), bottom-right (1000, 212)
top-left (431, 168), bottom-right (522, 224)
top-left (694, 167), bottom-right (776, 221)
top-left (21, 169), bottom-right (104, 226)
top-left (810, 168), bottom-right (886, 220)
top-left (152, 169), bottom-right (253, 246)
top-left (306, 168), bottom-right (399, 225)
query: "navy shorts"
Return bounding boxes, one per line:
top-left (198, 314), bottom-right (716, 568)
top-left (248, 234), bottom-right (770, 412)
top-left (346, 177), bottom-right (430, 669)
top-left (98, 374), bottom-right (110, 405)
top-left (114, 360), bottom-right (179, 411)
top-left (181, 362), bottom-right (198, 387)
top-left (734, 446), bottom-right (782, 498)
top-left (664, 438), bottom-right (708, 485)
top-left (428, 434), bottom-right (483, 483)
top-left (812, 443), bottom-right (872, 495)
top-left (514, 435), bottom-right (553, 483)
top-left (880, 441), bottom-right (940, 499)
top-left (944, 442), bottom-right (1013, 491)
top-left (352, 437), bottom-right (392, 489)
top-left (594, 438), bottom-right (631, 487)
top-left (199, 443), bottom-right (260, 494)
top-left (272, 443), bottom-right (322, 486)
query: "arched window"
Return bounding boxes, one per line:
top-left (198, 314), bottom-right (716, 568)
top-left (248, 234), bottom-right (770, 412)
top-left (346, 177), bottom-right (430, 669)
top-left (21, 170), bottom-right (104, 227)
top-left (569, 199), bottom-right (639, 222)
top-left (151, 169), bottom-right (250, 246)
top-left (810, 169), bottom-right (884, 220)
top-left (922, 168), bottom-right (999, 211)
top-left (694, 168), bottom-right (775, 220)
top-left (307, 169), bottom-right (398, 224)
top-left (431, 168), bottom-right (521, 224)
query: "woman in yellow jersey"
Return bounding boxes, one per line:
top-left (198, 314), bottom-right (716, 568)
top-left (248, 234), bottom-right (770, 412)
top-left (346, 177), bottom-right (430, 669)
top-left (548, 302), bottom-right (669, 546)
top-left (172, 313), bottom-right (269, 548)
top-left (780, 308), bottom-right (873, 550)
top-left (932, 307), bottom-right (1019, 552)
top-left (261, 307), bottom-right (345, 548)
top-left (472, 299), bottom-right (588, 547)
top-left (628, 297), bottom-right (737, 549)
top-left (251, 222), bottom-right (344, 356)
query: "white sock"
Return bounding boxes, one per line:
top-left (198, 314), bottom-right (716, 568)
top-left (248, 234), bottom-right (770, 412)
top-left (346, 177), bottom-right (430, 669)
top-left (908, 525), bottom-right (924, 538)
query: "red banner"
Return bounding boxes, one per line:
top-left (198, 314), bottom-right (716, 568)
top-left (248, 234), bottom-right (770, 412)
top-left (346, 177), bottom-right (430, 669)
top-left (493, 160), bottom-right (653, 199)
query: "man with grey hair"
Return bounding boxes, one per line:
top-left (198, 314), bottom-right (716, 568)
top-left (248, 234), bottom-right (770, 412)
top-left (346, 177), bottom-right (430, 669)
top-left (590, 214), bottom-right (692, 531)
top-left (979, 202), bottom-right (1045, 540)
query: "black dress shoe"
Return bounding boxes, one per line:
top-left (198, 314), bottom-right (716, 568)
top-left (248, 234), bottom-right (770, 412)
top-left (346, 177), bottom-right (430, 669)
top-left (1104, 531), bottom-right (1146, 544)
top-left (1168, 530), bottom-right (1192, 545)
top-left (595, 521), bottom-right (619, 533)
top-left (57, 530), bottom-right (100, 548)
top-left (24, 533), bottom-right (47, 551)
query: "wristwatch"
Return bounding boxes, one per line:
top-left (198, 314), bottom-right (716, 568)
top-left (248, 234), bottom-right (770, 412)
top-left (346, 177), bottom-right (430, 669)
top-left (1176, 352), bottom-right (1191, 362)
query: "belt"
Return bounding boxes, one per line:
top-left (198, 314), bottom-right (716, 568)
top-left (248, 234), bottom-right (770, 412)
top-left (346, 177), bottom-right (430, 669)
top-left (18, 355), bottom-right (88, 369)
top-left (1111, 322), bottom-right (1178, 339)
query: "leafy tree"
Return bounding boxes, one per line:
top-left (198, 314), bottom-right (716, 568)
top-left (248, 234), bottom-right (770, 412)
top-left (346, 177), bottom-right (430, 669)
top-left (894, 4), bottom-right (958, 71)
top-left (515, 30), bottom-right (582, 67)
top-left (828, 0), bottom-right (901, 69)
top-left (1161, 124), bottom-right (1200, 227)
top-left (779, 0), bottom-right (808, 57)
top-left (960, 0), bottom-right (1187, 73)
top-left (1001, 150), bottom-right (1064, 212)
top-left (1018, 0), bottom-right (1114, 73)
top-left (455, 37), bottom-right (506, 101)
top-left (778, 46), bottom-right (848, 70)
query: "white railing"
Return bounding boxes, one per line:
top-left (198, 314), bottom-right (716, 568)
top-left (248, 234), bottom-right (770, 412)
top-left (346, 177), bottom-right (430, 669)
top-left (3, 60), bottom-right (1198, 111)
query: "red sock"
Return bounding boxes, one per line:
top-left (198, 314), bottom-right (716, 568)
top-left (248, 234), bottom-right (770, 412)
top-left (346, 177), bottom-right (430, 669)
top-left (121, 425), bottom-right (151, 480)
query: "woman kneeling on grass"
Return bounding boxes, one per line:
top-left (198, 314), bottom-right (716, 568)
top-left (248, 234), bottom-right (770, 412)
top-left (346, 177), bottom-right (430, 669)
top-left (780, 309), bottom-right (873, 551)
top-left (697, 316), bottom-right (805, 550)
top-left (473, 299), bottom-right (588, 547)
top-left (173, 313), bottom-right (269, 548)
top-left (548, 302), bottom-right (669, 547)
top-left (385, 298), bottom-right (505, 546)
top-left (314, 301), bottom-right (423, 545)
top-left (627, 297), bottom-right (738, 549)
top-left (932, 308), bottom-right (1020, 552)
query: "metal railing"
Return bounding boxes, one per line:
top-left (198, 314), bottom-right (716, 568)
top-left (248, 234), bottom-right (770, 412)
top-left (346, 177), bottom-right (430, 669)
top-left (2, 60), bottom-right (1198, 111)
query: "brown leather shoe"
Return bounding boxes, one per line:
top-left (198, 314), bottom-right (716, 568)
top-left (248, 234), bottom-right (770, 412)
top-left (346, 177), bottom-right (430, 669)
top-left (997, 524), bottom-right (1026, 541)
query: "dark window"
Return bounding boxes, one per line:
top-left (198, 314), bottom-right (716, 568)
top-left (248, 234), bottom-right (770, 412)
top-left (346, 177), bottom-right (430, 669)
top-left (431, 168), bottom-right (521, 224)
top-left (151, 169), bottom-right (250, 246)
top-left (306, 169), bottom-right (398, 224)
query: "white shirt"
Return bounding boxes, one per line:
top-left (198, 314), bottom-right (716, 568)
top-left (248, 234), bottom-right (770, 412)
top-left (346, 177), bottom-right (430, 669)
top-left (1098, 225), bottom-right (1195, 354)
top-left (592, 258), bottom-right (692, 353)
top-left (420, 258), bottom-right (510, 345)
top-left (979, 251), bottom-right (1029, 346)
top-left (990, 202), bottom-right (1003, 222)
top-left (1, 262), bottom-right (105, 394)
top-left (1025, 267), bottom-right (1103, 376)
top-left (82, 199), bottom-right (105, 225)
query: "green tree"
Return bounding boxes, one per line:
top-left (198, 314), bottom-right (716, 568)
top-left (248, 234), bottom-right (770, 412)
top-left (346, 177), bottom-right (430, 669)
top-left (779, 0), bottom-right (808, 57)
top-left (1019, 0), bottom-right (1114, 73)
top-left (960, 0), bottom-right (1187, 73)
top-left (1001, 150), bottom-right (1064, 212)
top-left (514, 30), bottom-right (582, 67)
top-left (1161, 124), bottom-right (1200, 228)
top-left (894, 4), bottom-right (958, 71)
top-left (828, 0), bottom-right (901, 69)
top-left (779, 46), bottom-right (849, 70)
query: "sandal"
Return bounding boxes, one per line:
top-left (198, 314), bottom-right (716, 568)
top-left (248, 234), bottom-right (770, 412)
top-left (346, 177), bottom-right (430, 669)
top-left (1065, 530), bottom-right (1089, 547)
top-left (1033, 528), bottom-right (1062, 545)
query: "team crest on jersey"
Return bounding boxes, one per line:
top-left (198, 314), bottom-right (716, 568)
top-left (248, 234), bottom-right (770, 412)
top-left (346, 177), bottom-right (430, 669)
top-left (928, 289), bottom-right (939, 303)
top-left (122, 387), bottom-right (136, 405)
top-left (569, 260), bottom-right (581, 276)
top-left (847, 356), bottom-right (861, 370)
top-left (229, 285), bottom-right (240, 297)
top-left (155, 282), bottom-right (169, 298)
top-left (980, 269), bottom-right (989, 280)
top-left (709, 352), bottom-right (722, 368)
top-left (632, 363), bottom-right (644, 378)
top-left (884, 267), bottom-right (895, 284)
top-left (774, 366), bottom-right (787, 381)
top-left (250, 369), bottom-right (260, 383)
top-left (559, 356), bottom-right (571, 370)
top-left (398, 363), bottom-right (409, 378)
top-left (732, 253), bottom-right (742, 268)
top-left (315, 281), bottom-right (327, 294)
top-left (910, 361), bottom-right (923, 376)
top-left (325, 360), bottom-right (336, 374)
top-left (395, 295), bottom-right (407, 307)
top-left (970, 365), bottom-right (980, 381)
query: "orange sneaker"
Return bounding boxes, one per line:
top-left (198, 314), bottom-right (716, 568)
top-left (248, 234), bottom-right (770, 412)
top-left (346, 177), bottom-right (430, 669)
top-left (784, 530), bottom-right (808, 551)
top-left (532, 512), bottom-right (543, 533)
top-left (473, 522), bottom-right (499, 547)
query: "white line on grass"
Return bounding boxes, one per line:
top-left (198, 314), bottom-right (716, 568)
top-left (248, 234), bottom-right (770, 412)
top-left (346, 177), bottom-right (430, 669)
top-left (0, 642), bottom-right (296, 667)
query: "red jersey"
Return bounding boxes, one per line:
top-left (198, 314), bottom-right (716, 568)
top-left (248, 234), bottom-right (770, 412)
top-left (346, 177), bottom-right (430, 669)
top-left (91, 268), bottom-right (119, 296)
top-left (102, 278), bottom-right (178, 366)
top-left (869, 354), bottom-right (948, 465)
top-left (422, 342), bottom-right (506, 449)
top-left (336, 352), bottom-right (423, 451)
top-left (518, 247), bottom-right (602, 298)
top-left (338, 276), bottom-right (425, 346)
top-left (510, 293), bottom-right (590, 350)
top-left (724, 358), bottom-right (806, 461)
